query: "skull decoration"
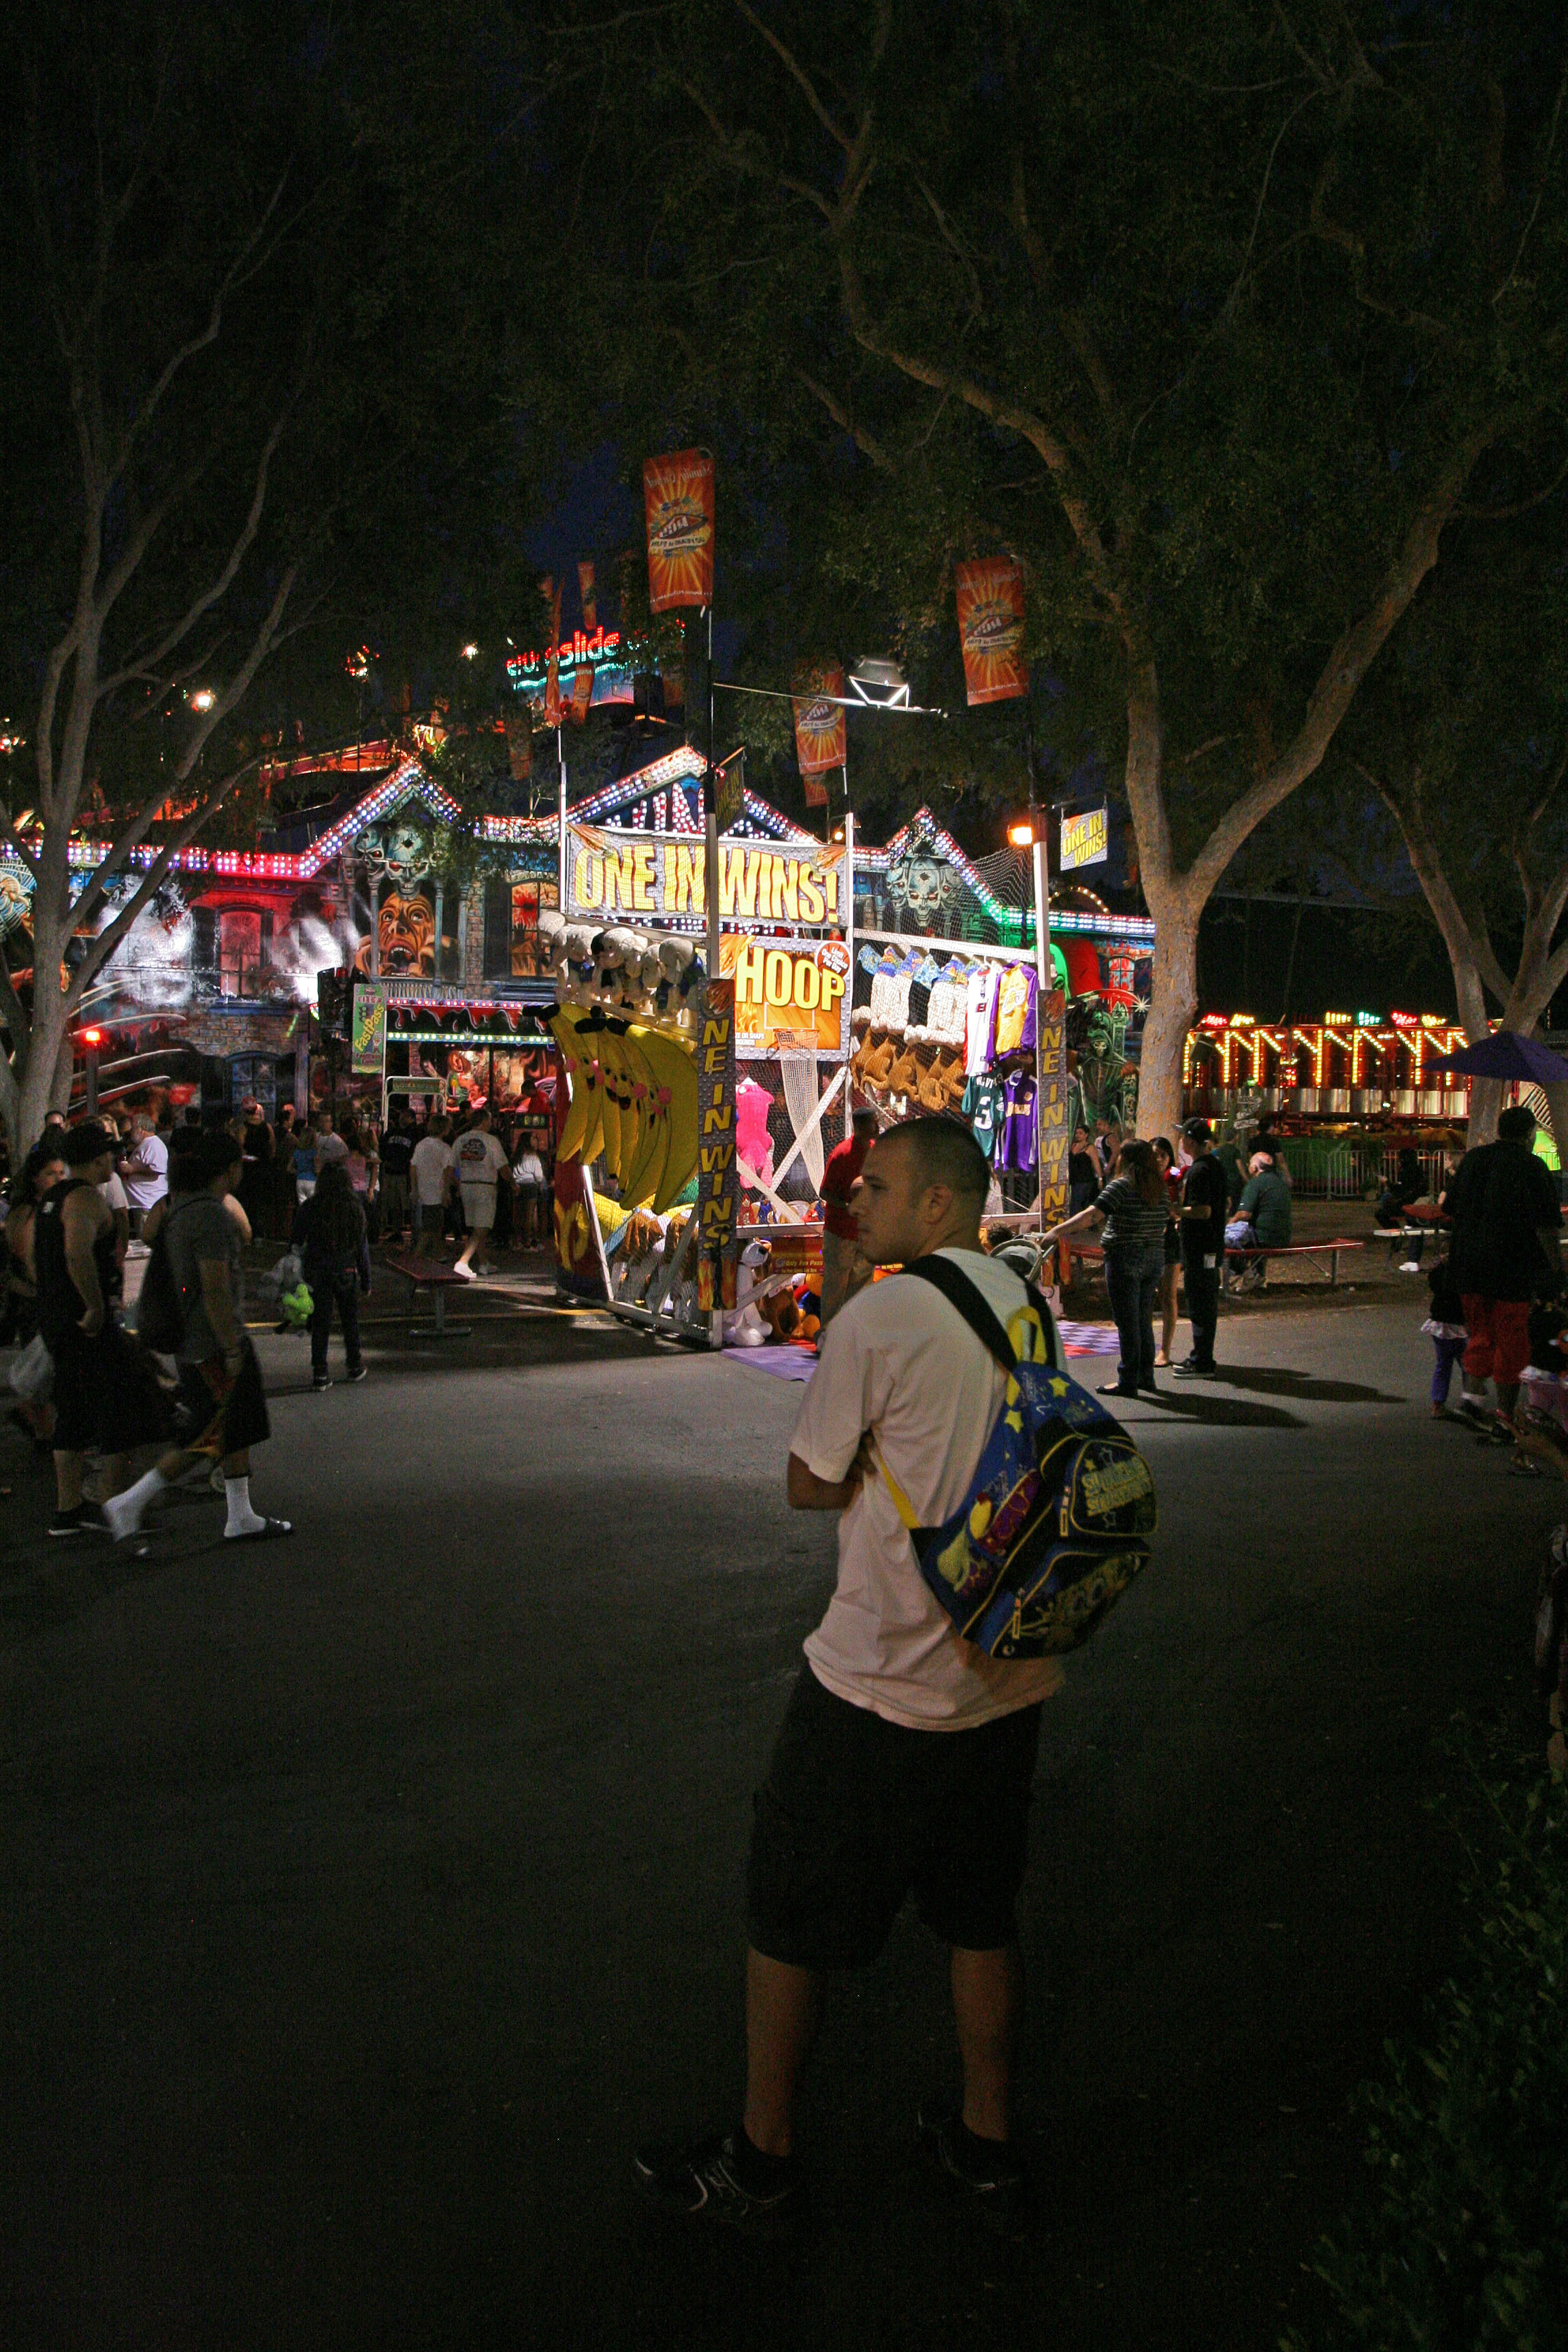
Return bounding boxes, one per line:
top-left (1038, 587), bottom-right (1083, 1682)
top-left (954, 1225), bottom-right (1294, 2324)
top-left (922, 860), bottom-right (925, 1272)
top-left (355, 823), bottom-right (390, 881)
top-left (886, 852), bottom-right (964, 934)
top-left (383, 819), bottom-right (431, 892)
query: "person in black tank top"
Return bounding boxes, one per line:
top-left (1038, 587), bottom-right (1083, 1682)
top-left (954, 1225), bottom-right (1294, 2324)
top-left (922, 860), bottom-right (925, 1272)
top-left (33, 1123), bottom-right (165, 1538)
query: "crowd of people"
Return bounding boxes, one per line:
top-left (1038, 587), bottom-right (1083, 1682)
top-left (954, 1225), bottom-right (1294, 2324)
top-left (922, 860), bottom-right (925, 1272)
top-left (0, 1087), bottom-right (559, 1540)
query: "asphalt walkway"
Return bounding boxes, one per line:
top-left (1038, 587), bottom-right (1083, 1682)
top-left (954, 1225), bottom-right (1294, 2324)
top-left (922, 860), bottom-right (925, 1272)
top-left (0, 1291), bottom-right (1550, 2349)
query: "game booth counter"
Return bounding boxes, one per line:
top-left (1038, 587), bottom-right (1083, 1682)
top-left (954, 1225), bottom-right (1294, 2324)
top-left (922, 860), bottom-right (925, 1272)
top-left (533, 791), bottom-right (1159, 1346)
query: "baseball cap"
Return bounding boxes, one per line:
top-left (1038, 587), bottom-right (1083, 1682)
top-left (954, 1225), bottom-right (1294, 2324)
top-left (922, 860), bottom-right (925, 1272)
top-left (1181, 1117), bottom-right (1213, 1143)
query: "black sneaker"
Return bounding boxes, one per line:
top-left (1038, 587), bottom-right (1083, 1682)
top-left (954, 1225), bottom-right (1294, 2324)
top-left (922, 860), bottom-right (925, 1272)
top-left (48, 1503), bottom-right (107, 1538)
top-left (312, 1375), bottom-right (333, 1392)
top-left (345, 1365), bottom-right (368, 1384)
top-left (632, 2132), bottom-right (805, 2236)
top-left (917, 2105), bottom-right (1028, 2236)
top-left (1171, 1358), bottom-right (1212, 1378)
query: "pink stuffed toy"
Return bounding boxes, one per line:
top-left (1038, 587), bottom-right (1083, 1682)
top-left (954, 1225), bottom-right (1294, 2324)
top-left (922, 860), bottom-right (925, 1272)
top-left (736, 1077), bottom-right (774, 1186)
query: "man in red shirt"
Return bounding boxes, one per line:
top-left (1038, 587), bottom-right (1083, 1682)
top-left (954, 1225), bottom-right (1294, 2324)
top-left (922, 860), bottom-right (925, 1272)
top-left (817, 1105), bottom-right (879, 1326)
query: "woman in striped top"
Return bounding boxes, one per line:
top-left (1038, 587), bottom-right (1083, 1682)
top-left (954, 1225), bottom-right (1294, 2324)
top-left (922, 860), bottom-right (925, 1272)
top-left (1042, 1138), bottom-right (1173, 1396)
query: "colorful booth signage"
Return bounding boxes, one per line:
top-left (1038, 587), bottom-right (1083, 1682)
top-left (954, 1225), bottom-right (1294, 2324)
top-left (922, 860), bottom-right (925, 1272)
top-left (564, 824), bottom-right (845, 926)
top-left (643, 448), bottom-right (715, 613)
top-left (719, 936), bottom-right (851, 1060)
top-left (955, 556), bottom-right (1028, 707)
top-left (696, 976), bottom-right (740, 1305)
top-left (1060, 805), bottom-right (1109, 872)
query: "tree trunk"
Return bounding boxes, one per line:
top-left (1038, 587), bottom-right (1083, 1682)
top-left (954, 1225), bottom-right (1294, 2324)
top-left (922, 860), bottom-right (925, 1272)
top-left (1135, 885), bottom-right (1198, 1141)
top-left (12, 902), bottom-right (74, 1155)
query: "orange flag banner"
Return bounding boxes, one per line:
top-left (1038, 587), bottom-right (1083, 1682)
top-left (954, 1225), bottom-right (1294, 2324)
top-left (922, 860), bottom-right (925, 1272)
top-left (643, 449), bottom-right (715, 612)
top-left (568, 664), bottom-right (593, 724)
top-left (791, 662), bottom-right (847, 777)
top-left (541, 576), bottom-right (563, 727)
top-left (955, 556), bottom-right (1028, 706)
top-left (578, 559), bottom-right (597, 632)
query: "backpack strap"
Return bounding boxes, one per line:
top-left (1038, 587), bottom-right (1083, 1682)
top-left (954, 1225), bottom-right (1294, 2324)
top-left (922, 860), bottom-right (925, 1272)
top-left (874, 1256), bottom-right (1047, 1544)
top-left (898, 1253), bottom-right (1018, 1372)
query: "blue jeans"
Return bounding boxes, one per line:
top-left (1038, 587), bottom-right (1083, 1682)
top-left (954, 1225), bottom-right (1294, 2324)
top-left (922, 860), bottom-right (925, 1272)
top-left (1104, 1245), bottom-right (1162, 1392)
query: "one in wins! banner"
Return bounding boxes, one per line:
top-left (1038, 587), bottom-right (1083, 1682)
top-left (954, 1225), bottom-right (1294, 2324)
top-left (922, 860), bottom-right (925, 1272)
top-left (643, 449), bottom-right (715, 613)
top-left (564, 824), bottom-right (846, 926)
top-left (955, 556), bottom-right (1028, 706)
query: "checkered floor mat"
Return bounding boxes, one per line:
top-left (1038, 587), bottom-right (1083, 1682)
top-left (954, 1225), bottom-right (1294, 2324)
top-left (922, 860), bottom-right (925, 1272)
top-left (1057, 1320), bottom-right (1121, 1356)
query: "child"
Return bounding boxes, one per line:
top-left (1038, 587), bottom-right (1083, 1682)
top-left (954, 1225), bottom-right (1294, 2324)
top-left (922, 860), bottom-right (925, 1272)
top-left (1519, 1298), bottom-right (1568, 1452)
top-left (1422, 1252), bottom-right (1467, 1416)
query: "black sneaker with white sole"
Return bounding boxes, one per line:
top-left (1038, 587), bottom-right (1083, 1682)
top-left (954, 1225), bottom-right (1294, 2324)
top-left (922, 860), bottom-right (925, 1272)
top-left (632, 2131), bottom-right (805, 2235)
top-left (917, 2104), bottom-right (1028, 2236)
top-left (48, 1502), bottom-right (109, 1538)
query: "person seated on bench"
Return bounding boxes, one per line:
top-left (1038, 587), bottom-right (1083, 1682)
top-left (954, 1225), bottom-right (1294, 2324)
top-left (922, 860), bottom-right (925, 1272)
top-left (1374, 1147), bottom-right (1426, 1268)
top-left (1225, 1152), bottom-right (1292, 1291)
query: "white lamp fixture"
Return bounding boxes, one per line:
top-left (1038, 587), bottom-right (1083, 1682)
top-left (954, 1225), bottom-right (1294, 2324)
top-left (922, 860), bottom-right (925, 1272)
top-left (847, 657), bottom-right (911, 709)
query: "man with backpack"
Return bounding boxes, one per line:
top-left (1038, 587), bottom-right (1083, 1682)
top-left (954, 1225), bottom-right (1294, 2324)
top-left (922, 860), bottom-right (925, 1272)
top-left (636, 1115), bottom-right (1067, 2234)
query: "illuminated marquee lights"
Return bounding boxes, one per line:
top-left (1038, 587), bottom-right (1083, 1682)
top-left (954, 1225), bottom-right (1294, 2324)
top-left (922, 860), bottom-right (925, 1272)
top-left (507, 628), bottom-right (625, 689)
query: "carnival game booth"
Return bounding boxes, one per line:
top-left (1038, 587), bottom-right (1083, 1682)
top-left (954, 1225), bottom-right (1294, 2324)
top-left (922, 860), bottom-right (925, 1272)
top-left (849, 810), bottom-right (1156, 1210)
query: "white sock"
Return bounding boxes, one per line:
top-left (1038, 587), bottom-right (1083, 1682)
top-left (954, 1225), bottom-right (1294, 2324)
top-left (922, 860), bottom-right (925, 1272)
top-left (105, 1466), bottom-right (167, 1534)
top-left (224, 1475), bottom-right (265, 1537)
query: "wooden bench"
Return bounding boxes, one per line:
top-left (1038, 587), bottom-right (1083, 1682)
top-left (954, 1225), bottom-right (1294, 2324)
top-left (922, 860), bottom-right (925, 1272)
top-left (1222, 1240), bottom-right (1365, 1293)
top-left (382, 1253), bottom-right (474, 1337)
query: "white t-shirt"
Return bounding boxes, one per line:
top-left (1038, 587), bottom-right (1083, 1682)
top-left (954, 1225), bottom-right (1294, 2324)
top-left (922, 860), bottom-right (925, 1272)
top-left (120, 1132), bottom-right (168, 1213)
top-left (792, 1246), bottom-right (1066, 1730)
top-left (512, 1151), bottom-right (544, 1188)
top-left (410, 1136), bottom-right (453, 1205)
top-left (453, 1128), bottom-right (508, 1196)
top-left (100, 1171), bottom-right (129, 1215)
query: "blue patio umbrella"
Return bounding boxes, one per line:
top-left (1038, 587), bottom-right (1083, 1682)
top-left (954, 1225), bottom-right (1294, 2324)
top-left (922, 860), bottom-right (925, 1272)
top-left (1425, 1031), bottom-right (1568, 1084)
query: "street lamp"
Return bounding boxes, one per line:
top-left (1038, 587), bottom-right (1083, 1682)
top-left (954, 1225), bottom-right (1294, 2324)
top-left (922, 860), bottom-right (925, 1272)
top-left (189, 688), bottom-right (215, 713)
top-left (846, 657), bottom-right (911, 710)
top-left (460, 642), bottom-right (479, 662)
top-left (1007, 818), bottom-right (1036, 849)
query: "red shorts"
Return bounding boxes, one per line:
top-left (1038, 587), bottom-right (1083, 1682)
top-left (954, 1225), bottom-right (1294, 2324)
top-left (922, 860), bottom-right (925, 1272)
top-left (1461, 1294), bottom-right (1531, 1386)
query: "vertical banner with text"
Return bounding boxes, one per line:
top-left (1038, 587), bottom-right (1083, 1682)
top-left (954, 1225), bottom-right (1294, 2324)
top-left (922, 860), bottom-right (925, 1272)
top-left (1034, 985), bottom-right (1071, 1224)
top-left (644, 449), bottom-right (715, 613)
top-left (791, 662), bottom-right (846, 810)
top-left (696, 976), bottom-right (740, 1311)
top-left (955, 556), bottom-right (1029, 707)
top-left (541, 576), bottom-right (563, 727)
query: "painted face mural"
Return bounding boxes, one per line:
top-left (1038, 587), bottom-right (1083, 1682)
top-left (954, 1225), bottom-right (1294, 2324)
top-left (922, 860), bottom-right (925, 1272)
top-left (353, 891), bottom-right (436, 977)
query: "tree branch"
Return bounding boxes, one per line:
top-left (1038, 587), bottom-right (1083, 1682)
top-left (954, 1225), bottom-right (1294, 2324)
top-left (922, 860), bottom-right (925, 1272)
top-left (1186, 405), bottom-right (1544, 900)
top-left (63, 757), bottom-right (261, 1013)
top-left (794, 368), bottom-right (896, 472)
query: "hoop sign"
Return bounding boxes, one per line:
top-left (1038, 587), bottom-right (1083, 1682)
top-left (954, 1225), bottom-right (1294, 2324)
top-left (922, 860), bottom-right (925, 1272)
top-left (565, 824), bottom-right (845, 926)
top-left (719, 935), bottom-right (850, 1058)
top-left (1060, 805), bottom-right (1109, 871)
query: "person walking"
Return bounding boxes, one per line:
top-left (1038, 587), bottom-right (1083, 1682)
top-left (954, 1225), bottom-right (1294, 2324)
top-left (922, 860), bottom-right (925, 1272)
top-left (1151, 1136), bottom-right (1183, 1366)
top-left (1375, 1145), bottom-right (1425, 1267)
top-left (411, 1115), bottom-right (454, 1258)
top-left (817, 1104), bottom-right (879, 1328)
top-left (236, 1098), bottom-right (274, 1234)
top-left (103, 1129), bottom-right (291, 1544)
top-left (293, 1160), bottom-right (371, 1391)
top-left (1041, 1137), bottom-right (1171, 1396)
top-left (34, 1123), bottom-right (165, 1537)
top-left (1171, 1117), bottom-right (1228, 1377)
top-left (451, 1107), bottom-right (509, 1279)
top-left (118, 1111), bottom-right (169, 1238)
top-left (378, 1109), bottom-right (414, 1246)
top-left (510, 1135), bottom-right (546, 1249)
top-left (4, 1139), bottom-right (69, 1449)
top-left (1423, 1250), bottom-right (1468, 1417)
top-left (634, 1116), bottom-right (1064, 2232)
top-left (1445, 1103), bottom-right (1563, 1439)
